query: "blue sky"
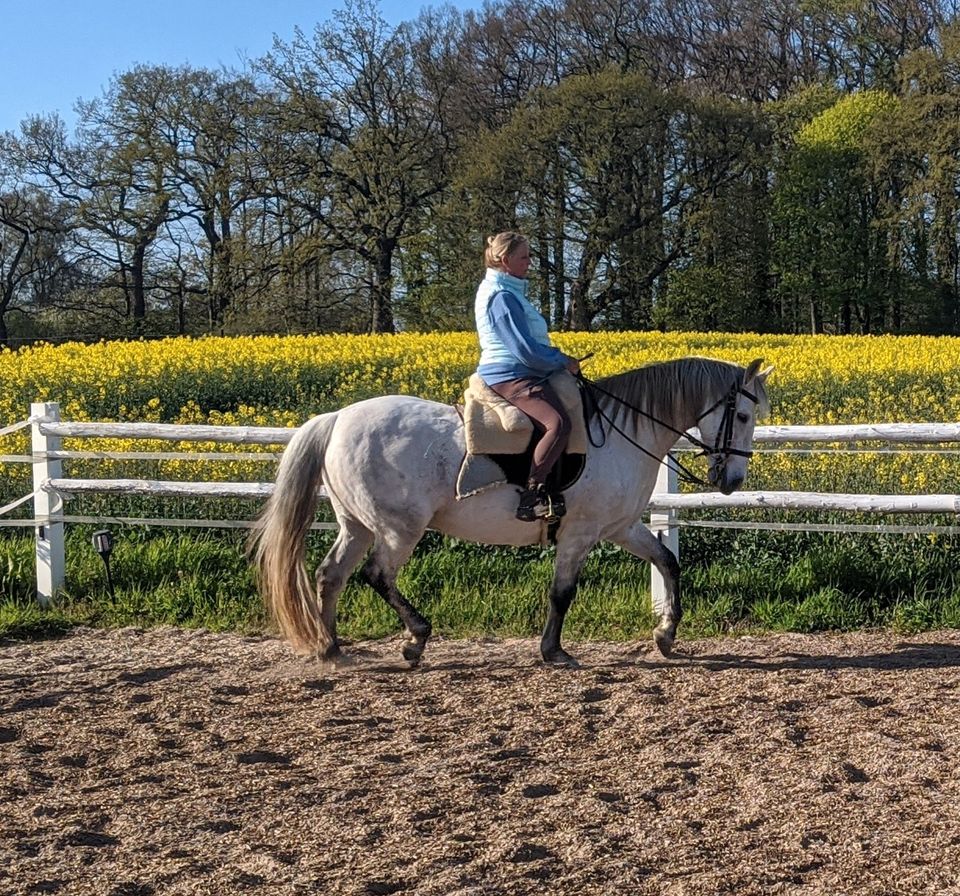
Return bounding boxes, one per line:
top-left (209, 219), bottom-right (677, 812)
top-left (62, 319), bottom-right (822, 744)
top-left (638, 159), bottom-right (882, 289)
top-left (1, 0), bottom-right (476, 135)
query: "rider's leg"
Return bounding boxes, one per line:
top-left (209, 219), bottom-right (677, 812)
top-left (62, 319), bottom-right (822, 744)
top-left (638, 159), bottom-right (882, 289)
top-left (489, 378), bottom-right (571, 519)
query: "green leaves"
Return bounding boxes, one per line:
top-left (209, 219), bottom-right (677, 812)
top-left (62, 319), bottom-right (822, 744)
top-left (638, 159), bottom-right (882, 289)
top-left (797, 90), bottom-right (901, 153)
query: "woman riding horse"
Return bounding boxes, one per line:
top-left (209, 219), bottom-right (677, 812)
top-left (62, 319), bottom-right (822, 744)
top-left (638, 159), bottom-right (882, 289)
top-left (249, 352), bottom-right (771, 668)
top-left (475, 231), bottom-right (581, 521)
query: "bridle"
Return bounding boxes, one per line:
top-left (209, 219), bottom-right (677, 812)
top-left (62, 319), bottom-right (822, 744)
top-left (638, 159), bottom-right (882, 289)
top-left (579, 374), bottom-right (761, 487)
top-left (694, 380), bottom-right (761, 463)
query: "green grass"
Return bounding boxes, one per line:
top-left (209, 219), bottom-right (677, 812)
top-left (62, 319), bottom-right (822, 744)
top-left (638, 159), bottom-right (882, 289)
top-left (1, 526), bottom-right (959, 643)
top-left (678, 527), bottom-right (960, 635)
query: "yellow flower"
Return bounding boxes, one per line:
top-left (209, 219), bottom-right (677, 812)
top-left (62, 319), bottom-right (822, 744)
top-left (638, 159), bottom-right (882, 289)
top-left (2, 330), bottom-right (960, 495)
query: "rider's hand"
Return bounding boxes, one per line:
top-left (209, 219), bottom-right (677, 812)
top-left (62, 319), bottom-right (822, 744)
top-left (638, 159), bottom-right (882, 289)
top-left (565, 356), bottom-right (581, 375)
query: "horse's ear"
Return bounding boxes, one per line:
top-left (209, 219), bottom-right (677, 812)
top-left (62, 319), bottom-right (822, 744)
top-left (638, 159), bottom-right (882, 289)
top-left (744, 358), bottom-right (774, 386)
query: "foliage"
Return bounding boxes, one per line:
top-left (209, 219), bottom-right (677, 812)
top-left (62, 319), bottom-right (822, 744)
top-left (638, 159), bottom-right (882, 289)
top-left (2, 1), bottom-right (960, 341)
top-left (795, 90), bottom-right (901, 151)
top-left (771, 89), bottom-right (905, 334)
top-left (456, 69), bottom-right (764, 330)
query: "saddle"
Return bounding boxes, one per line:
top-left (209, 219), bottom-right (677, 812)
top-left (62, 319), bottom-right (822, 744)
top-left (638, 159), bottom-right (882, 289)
top-left (457, 371), bottom-right (588, 499)
top-left (462, 372), bottom-right (588, 455)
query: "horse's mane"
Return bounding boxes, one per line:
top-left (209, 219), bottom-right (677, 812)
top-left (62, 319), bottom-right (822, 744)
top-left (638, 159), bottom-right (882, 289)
top-left (591, 357), bottom-right (770, 424)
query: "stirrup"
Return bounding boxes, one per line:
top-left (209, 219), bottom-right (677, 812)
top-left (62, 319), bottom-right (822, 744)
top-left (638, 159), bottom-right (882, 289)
top-left (547, 490), bottom-right (566, 519)
top-left (516, 484), bottom-right (566, 522)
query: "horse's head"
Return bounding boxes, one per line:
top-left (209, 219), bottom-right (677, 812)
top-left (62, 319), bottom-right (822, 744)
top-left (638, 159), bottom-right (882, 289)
top-left (695, 358), bottom-right (772, 495)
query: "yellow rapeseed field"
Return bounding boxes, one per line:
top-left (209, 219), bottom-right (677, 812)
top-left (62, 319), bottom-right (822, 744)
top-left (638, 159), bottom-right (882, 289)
top-left (2, 331), bottom-right (959, 497)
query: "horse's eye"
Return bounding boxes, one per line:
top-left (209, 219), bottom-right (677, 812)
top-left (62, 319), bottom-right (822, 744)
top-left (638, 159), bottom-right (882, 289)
top-left (737, 412), bottom-right (750, 423)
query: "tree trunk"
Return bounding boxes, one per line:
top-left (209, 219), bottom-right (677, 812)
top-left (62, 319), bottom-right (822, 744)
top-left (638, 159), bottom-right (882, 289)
top-left (370, 237), bottom-right (396, 334)
top-left (552, 232), bottom-right (565, 329)
top-left (552, 164), bottom-right (566, 328)
top-left (568, 241), bottom-right (602, 331)
top-left (177, 285), bottom-right (186, 335)
top-left (131, 242), bottom-right (147, 331)
top-left (809, 297), bottom-right (822, 334)
top-left (218, 207), bottom-right (233, 323)
top-left (809, 264), bottom-right (823, 334)
top-left (0, 232), bottom-right (27, 347)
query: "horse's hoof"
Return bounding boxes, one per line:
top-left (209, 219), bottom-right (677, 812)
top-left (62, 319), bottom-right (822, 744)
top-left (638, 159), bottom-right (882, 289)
top-left (542, 649), bottom-right (581, 669)
top-left (654, 626), bottom-right (675, 657)
top-left (317, 647), bottom-right (357, 670)
top-left (402, 641), bottom-right (426, 666)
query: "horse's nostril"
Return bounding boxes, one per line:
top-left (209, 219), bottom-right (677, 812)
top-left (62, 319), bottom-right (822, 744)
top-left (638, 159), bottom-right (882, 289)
top-left (721, 471), bottom-right (745, 495)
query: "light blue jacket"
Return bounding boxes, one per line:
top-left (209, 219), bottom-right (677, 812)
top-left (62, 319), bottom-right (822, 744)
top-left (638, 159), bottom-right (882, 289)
top-left (474, 268), bottom-right (567, 386)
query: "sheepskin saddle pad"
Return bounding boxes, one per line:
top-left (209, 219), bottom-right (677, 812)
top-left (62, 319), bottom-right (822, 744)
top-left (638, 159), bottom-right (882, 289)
top-left (461, 371), bottom-right (588, 456)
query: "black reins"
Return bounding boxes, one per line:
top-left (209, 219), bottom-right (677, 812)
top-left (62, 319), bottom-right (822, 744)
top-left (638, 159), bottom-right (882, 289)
top-left (577, 373), bottom-right (760, 487)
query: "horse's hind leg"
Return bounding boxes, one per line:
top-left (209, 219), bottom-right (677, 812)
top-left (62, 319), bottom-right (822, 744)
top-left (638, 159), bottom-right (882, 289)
top-left (316, 519), bottom-right (373, 659)
top-left (361, 535), bottom-right (432, 665)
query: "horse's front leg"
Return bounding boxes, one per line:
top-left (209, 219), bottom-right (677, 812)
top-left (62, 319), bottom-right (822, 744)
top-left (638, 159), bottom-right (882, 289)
top-left (611, 522), bottom-right (681, 656)
top-left (540, 534), bottom-right (594, 668)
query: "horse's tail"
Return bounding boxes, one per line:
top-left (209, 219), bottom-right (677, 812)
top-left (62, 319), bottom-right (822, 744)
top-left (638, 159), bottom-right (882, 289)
top-left (248, 411), bottom-right (339, 654)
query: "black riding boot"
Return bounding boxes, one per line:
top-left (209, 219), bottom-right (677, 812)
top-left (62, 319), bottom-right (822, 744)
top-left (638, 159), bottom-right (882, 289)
top-left (516, 482), bottom-right (566, 522)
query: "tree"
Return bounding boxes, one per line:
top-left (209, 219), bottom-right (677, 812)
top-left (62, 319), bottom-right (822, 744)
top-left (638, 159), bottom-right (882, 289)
top-left (457, 68), bottom-right (761, 330)
top-left (0, 185), bottom-right (71, 345)
top-left (145, 66), bottom-right (264, 331)
top-left (261, 0), bottom-right (451, 333)
top-left (772, 89), bottom-right (900, 333)
top-left (0, 127), bottom-right (92, 344)
top-left (73, 71), bottom-right (182, 331)
top-left (870, 23), bottom-right (960, 334)
top-left (9, 99), bottom-right (176, 335)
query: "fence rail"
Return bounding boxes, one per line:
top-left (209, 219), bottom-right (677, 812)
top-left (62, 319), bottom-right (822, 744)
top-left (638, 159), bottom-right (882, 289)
top-left (3, 402), bottom-right (959, 605)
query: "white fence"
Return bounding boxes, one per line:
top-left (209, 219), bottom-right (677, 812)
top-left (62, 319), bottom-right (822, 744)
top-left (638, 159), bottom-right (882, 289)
top-left (5, 402), bottom-right (960, 605)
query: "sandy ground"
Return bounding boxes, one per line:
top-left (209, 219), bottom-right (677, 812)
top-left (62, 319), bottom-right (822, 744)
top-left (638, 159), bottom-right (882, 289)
top-left (2, 626), bottom-right (960, 896)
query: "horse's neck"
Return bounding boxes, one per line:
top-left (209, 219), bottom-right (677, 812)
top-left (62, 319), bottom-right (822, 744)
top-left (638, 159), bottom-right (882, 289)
top-left (610, 380), bottom-right (697, 453)
top-left (647, 407), bottom-right (693, 458)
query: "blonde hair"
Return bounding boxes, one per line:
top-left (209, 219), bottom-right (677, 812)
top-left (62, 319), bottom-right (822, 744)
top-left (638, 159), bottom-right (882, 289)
top-left (484, 231), bottom-right (528, 268)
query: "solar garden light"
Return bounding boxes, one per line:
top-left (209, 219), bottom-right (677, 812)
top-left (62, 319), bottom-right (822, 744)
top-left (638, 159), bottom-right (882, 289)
top-left (91, 529), bottom-right (115, 600)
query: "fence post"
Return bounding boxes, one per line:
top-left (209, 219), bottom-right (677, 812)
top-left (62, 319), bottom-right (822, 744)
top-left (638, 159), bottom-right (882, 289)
top-left (649, 458), bottom-right (679, 616)
top-left (32, 402), bottom-right (64, 606)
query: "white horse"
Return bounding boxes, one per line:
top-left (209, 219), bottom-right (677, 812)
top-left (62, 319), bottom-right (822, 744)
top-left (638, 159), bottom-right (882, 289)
top-left (249, 357), bottom-right (771, 667)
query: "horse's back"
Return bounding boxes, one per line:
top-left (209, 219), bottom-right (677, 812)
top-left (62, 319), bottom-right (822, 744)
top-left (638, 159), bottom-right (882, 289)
top-left (335, 394), bottom-right (463, 446)
top-left (322, 394), bottom-right (465, 525)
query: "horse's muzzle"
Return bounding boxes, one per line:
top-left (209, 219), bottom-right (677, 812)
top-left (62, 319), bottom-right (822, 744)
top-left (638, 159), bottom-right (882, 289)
top-left (719, 468), bottom-right (744, 495)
